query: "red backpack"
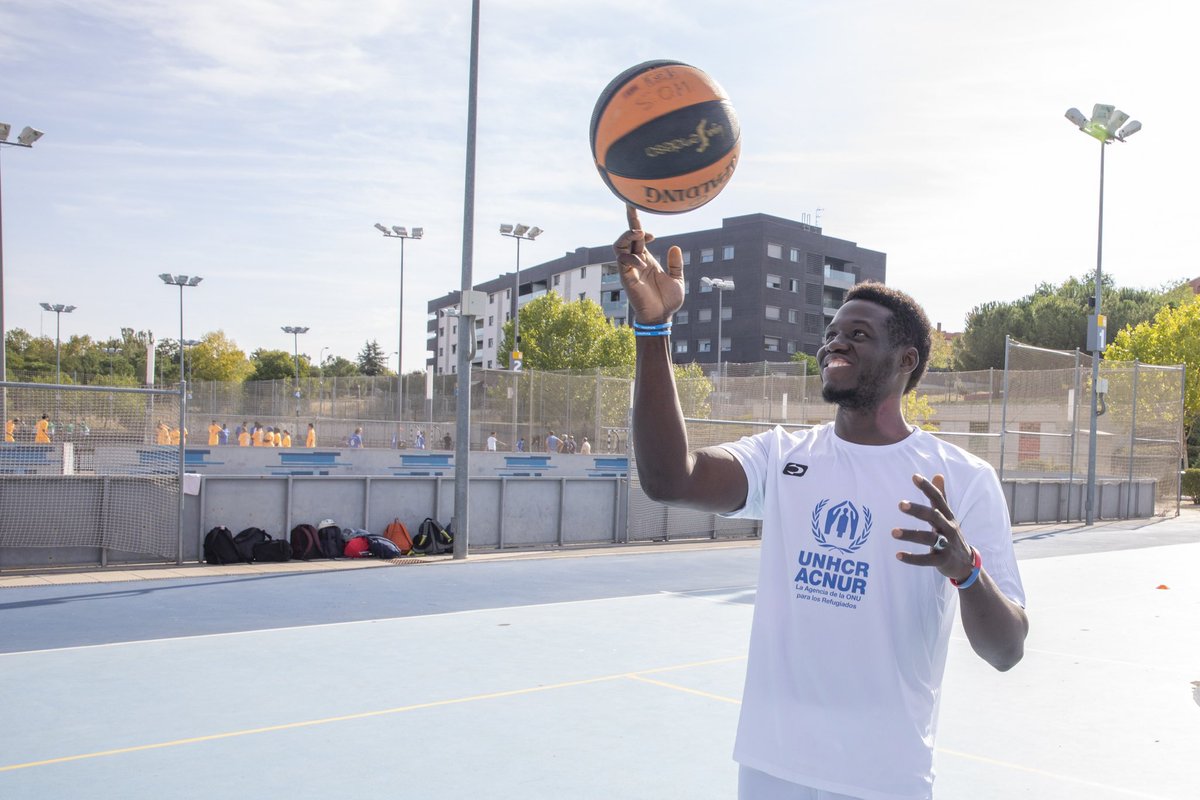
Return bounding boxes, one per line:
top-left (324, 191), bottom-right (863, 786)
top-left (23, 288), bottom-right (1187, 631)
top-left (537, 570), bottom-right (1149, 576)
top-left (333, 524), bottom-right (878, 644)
top-left (384, 518), bottom-right (413, 554)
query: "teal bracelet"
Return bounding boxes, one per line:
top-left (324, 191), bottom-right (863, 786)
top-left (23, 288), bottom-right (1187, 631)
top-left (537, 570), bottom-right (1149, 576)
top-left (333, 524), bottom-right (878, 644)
top-left (951, 547), bottom-right (982, 589)
top-left (633, 321), bottom-right (671, 337)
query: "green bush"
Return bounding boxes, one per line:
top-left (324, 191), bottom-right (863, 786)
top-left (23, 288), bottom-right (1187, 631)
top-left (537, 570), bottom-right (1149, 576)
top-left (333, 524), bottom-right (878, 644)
top-left (1183, 469), bottom-right (1200, 504)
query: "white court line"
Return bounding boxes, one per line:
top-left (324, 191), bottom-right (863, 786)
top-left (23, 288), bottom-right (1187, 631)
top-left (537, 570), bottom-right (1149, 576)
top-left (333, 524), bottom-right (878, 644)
top-left (936, 748), bottom-right (1177, 800)
top-left (0, 586), bottom-right (754, 658)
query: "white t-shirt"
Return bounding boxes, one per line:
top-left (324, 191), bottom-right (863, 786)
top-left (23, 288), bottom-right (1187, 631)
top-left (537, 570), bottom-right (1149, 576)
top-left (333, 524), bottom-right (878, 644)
top-left (486, 435), bottom-right (498, 451)
top-left (721, 424), bottom-right (1025, 800)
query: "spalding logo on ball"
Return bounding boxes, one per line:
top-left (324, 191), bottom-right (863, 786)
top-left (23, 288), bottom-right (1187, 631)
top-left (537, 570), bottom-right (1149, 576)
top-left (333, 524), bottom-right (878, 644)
top-left (590, 60), bottom-right (740, 215)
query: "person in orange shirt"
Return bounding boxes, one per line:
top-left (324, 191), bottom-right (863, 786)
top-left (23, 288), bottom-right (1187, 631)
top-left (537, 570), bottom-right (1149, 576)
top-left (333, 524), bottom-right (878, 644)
top-left (208, 420), bottom-right (220, 446)
top-left (272, 428), bottom-right (282, 447)
top-left (305, 423), bottom-right (316, 448)
top-left (156, 422), bottom-right (170, 445)
top-left (238, 426), bottom-right (251, 447)
top-left (282, 429), bottom-right (292, 447)
top-left (4, 418), bottom-right (18, 443)
top-left (252, 423), bottom-right (264, 447)
top-left (35, 414), bottom-right (52, 444)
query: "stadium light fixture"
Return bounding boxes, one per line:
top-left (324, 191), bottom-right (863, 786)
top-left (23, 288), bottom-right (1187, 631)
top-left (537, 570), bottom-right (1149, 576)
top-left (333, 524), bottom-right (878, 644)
top-left (500, 223), bottom-right (543, 370)
top-left (374, 222), bottom-right (424, 423)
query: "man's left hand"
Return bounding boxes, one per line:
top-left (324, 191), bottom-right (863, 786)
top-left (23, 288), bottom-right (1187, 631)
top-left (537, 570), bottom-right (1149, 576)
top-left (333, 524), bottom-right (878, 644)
top-left (892, 473), bottom-right (975, 583)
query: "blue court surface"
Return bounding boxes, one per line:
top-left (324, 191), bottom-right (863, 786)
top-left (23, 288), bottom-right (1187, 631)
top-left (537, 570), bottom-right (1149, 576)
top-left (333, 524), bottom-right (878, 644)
top-left (1, 514), bottom-right (1197, 799)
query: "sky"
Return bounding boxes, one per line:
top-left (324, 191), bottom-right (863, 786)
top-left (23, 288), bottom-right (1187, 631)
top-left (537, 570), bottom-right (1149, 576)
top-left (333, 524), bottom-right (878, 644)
top-left (1, 0), bottom-right (1196, 374)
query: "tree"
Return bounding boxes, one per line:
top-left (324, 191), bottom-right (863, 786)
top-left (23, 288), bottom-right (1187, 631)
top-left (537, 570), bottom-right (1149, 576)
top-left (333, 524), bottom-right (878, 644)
top-left (928, 331), bottom-right (954, 371)
top-left (322, 356), bottom-right (360, 377)
top-left (789, 351), bottom-right (819, 375)
top-left (357, 340), bottom-right (387, 376)
top-left (499, 293), bottom-right (635, 371)
top-left (955, 275), bottom-right (1191, 370)
top-left (189, 331), bottom-right (254, 382)
top-left (248, 349), bottom-right (299, 381)
top-left (1104, 293), bottom-right (1200, 451)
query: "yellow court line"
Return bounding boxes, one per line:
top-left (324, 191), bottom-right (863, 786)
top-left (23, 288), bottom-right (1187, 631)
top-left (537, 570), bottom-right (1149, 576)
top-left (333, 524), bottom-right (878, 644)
top-left (936, 748), bottom-right (1174, 800)
top-left (0, 655), bottom-right (745, 773)
top-left (625, 673), bottom-right (742, 704)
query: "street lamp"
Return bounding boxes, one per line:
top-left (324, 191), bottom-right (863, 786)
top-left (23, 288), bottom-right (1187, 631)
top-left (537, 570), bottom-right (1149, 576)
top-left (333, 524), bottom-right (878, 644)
top-left (374, 223), bottom-right (423, 422)
top-left (499, 223), bottom-right (542, 369)
top-left (701, 277), bottom-right (735, 375)
top-left (159, 274), bottom-right (203, 386)
top-left (38, 302), bottom-right (76, 384)
top-left (282, 326), bottom-right (309, 417)
top-left (101, 346), bottom-right (121, 376)
top-left (1064, 103), bottom-right (1142, 525)
top-left (1, 122), bottom-right (45, 423)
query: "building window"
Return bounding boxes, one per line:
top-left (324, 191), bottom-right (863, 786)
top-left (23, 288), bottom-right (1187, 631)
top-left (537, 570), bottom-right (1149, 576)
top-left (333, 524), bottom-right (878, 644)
top-left (766, 274), bottom-right (782, 290)
top-left (505, 312), bottom-right (511, 322)
top-left (721, 306), bottom-right (732, 321)
top-left (553, 274), bottom-right (560, 286)
top-left (788, 309), bottom-right (797, 324)
top-left (701, 248), bottom-right (714, 263)
top-left (452, 325), bottom-right (457, 334)
top-left (698, 339), bottom-right (712, 353)
top-left (764, 336), bottom-right (781, 352)
top-left (609, 290), bottom-right (621, 302)
top-left (698, 308), bottom-right (712, 322)
top-left (722, 245), bottom-right (735, 260)
top-left (721, 337), bottom-right (731, 352)
top-left (451, 364), bottom-right (456, 373)
top-left (684, 280), bottom-right (690, 295)
top-left (487, 338), bottom-right (493, 347)
top-left (476, 339), bottom-right (483, 350)
top-left (682, 251), bottom-right (691, 265)
top-left (675, 310), bottom-right (689, 324)
top-left (438, 347), bottom-right (443, 357)
top-left (789, 278), bottom-right (801, 292)
top-left (787, 341), bottom-right (796, 354)
top-left (579, 292), bottom-right (586, 302)
top-left (487, 359), bottom-right (492, 368)
top-left (613, 316), bottom-right (625, 326)
top-left (451, 344), bottom-right (457, 354)
top-left (790, 247), bottom-right (800, 262)
top-left (580, 266), bottom-right (587, 278)
top-left (766, 306), bottom-right (781, 320)
top-left (489, 293), bottom-right (495, 304)
top-left (767, 243), bottom-right (782, 259)
top-left (675, 340), bottom-right (689, 354)
top-left (488, 315), bottom-right (493, 326)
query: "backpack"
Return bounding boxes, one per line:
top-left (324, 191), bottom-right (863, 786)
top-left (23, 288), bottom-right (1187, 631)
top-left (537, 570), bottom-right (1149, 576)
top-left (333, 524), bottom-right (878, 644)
top-left (252, 536), bottom-right (292, 562)
top-left (365, 534), bottom-right (403, 559)
top-left (317, 524), bottom-right (344, 559)
top-left (290, 524), bottom-right (323, 560)
top-left (233, 527), bottom-right (271, 562)
top-left (203, 526), bottom-right (243, 565)
top-left (384, 518), bottom-right (413, 553)
top-left (343, 535), bottom-right (372, 558)
top-left (415, 517), bottom-right (453, 555)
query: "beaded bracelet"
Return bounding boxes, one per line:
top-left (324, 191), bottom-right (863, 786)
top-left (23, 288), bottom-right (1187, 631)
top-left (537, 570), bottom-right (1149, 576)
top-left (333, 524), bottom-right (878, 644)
top-left (632, 321), bottom-right (672, 337)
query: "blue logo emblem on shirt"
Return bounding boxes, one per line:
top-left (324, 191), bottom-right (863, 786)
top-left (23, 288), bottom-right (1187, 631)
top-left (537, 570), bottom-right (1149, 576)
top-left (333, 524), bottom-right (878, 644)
top-left (811, 499), bottom-right (872, 554)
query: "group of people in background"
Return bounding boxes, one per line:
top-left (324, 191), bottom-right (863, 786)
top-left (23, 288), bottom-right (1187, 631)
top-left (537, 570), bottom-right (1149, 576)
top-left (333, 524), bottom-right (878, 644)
top-left (536, 430), bottom-right (590, 454)
top-left (4, 414), bottom-right (54, 444)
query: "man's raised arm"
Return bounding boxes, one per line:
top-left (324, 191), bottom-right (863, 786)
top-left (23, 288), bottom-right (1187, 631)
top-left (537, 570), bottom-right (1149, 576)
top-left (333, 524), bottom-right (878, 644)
top-left (615, 206), bottom-right (748, 513)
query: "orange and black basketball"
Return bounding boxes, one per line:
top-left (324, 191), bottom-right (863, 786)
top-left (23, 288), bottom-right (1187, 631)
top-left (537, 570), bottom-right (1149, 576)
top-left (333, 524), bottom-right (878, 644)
top-left (590, 60), bottom-right (740, 215)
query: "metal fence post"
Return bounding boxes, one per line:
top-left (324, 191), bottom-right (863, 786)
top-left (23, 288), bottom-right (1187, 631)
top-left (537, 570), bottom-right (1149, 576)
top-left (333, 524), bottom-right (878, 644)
top-left (1126, 360), bottom-right (1139, 518)
top-left (177, 379), bottom-right (186, 565)
top-left (999, 336), bottom-right (1011, 481)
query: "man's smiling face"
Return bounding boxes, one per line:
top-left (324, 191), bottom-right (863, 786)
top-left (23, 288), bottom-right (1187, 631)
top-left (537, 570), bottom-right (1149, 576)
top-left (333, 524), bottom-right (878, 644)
top-left (817, 299), bottom-right (905, 410)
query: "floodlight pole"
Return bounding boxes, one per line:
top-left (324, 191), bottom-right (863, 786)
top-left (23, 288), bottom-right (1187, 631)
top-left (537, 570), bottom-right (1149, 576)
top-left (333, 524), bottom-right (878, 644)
top-left (282, 326), bottom-right (309, 418)
top-left (374, 223), bottom-right (423, 426)
top-left (1, 123), bottom-right (45, 426)
top-left (38, 303), bottom-right (75, 385)
top-left (1065, 103), bottom-right (1140, 525)
top-left (500, 224), bottom-right (542, 367)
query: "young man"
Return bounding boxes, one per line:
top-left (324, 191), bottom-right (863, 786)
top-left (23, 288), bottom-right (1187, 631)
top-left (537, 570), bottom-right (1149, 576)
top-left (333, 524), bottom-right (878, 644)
top-left (218, 423), bottom-right (230, 446)
top-left (306, 423), bottom-right (316, 448)
top-left (208, 420), bottom-right (220, 446)
top-left (348, 427), bottom-right (364, 448)
top-left (35, 414), bottom-right (52, 444)
top-left (486, 431), bottom-right (504, 452)
top-left (5, 418), bottom-right (18, 443)
top-left (615, 208), bottom-right (1027, 800)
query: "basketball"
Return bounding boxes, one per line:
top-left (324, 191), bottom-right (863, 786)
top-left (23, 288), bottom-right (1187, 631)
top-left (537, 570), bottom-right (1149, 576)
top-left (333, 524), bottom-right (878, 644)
top-left (590, 60), bottom-right (740, 215)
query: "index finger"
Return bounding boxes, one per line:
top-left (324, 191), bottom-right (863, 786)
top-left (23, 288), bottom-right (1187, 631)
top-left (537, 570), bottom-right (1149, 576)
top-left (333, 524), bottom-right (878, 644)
top-left (626, 204), bottom-right (641, 232)
top-left (912, 473), bottom-right (953, 520)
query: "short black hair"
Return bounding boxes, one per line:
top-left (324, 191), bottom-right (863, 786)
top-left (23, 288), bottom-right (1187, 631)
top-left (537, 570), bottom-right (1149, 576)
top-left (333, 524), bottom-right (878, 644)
top-left (844, 281), bottom-right (932, 393)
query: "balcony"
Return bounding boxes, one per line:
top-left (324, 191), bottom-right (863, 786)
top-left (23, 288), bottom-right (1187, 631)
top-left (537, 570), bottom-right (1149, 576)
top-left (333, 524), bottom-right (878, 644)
top-left (824, 266), bottom-right (855, 289)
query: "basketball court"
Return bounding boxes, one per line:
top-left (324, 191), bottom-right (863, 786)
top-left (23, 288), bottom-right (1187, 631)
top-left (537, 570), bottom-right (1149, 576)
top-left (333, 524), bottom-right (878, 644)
top-left (1, 514), bottom-right (1196, 799)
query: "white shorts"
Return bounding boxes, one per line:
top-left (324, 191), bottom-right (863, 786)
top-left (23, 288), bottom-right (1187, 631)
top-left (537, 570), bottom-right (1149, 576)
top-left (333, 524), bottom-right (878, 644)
top-left (738, 766), bottom-right (863, 800)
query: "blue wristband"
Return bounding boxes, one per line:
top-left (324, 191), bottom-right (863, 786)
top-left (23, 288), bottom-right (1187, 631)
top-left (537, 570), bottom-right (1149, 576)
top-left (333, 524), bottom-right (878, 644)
top-left (633, 321), bottom-right (671, 337)
top-left (951, 547), bottom-right (982, 589)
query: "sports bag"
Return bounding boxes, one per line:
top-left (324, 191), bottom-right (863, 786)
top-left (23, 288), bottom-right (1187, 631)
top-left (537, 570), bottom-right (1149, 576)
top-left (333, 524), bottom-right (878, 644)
top-left (384, 518), bottom-right (413, 553)
top-left (233, 527), bottom-right (271, 562)
top-left (203, 526), bottom-right (243, 565)
top-left (317, 524), bottom-right (343, 559)
top-left (252, 537), bottom-right (292, 562)
top-left (290, 524), bottom-right (323, 560)
top-left (416, 517), bottom-right (453, 555)
top-left (365, 535), bottom-right (403, 559)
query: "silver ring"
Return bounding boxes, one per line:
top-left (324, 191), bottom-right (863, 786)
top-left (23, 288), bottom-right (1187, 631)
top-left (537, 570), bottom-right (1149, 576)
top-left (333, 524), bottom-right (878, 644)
top-left (931, 534), bottom-right (948, 552)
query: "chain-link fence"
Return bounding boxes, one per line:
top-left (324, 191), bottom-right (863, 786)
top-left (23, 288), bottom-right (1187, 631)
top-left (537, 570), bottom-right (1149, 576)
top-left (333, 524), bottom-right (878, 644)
top-left (1, 381), bottom-right (183, 562)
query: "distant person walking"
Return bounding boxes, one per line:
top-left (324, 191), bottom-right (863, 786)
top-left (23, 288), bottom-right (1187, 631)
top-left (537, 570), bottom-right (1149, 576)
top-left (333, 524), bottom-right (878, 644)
top-left (208, 420), bottom-right (220, 446)
top-left (5, 418), bottom-right (18, 443)
top-left (349, 427), bottom-right (364, 448)
top-left (580, 437), bottom-right (591, 454)
top-left (35, 414), bottom-right (51, 444)
top-left (516, 436), bottom-right (525, 452)
top-left (415, 430), bottom-right (426, 449)
top-left (546, 431), bottom-right (560, 453)
top-left (486, 431), bottom-right (505, 452)
top-left (306, 423), bottom-right (316, 448)
top-left (218, 424), bottom-right (230, 446)
top-left (238, 425), bottom-right (251, 447)
top-left (282, 429), bottom-right (292, 447)
top-left (252, 423), bottom-right (264, 447)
